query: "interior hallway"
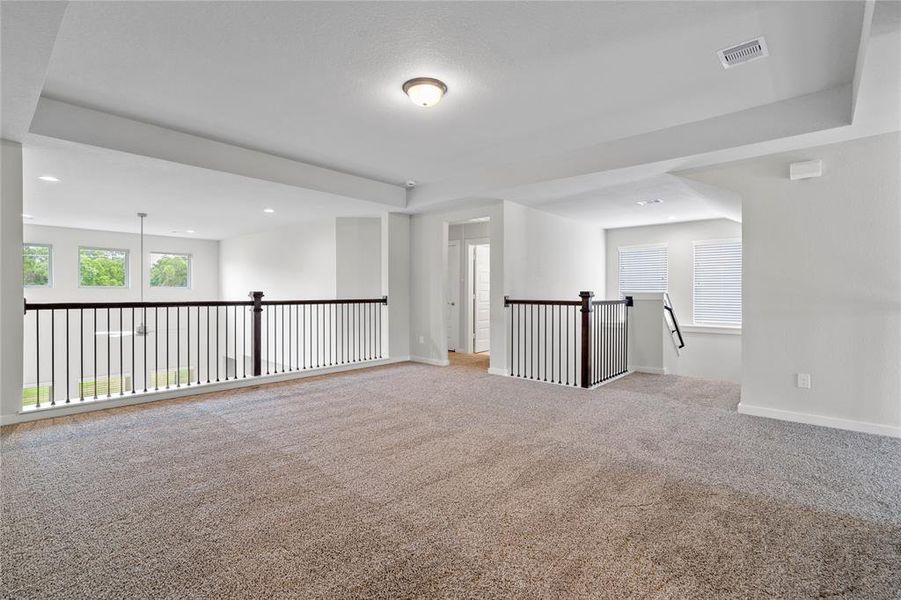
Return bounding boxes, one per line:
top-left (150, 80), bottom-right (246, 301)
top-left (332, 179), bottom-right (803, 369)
top-left (2, 362), bottom-right (900, 598)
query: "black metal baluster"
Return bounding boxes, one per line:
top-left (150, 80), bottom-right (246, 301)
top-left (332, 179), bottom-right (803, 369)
top-left (131, 308), bottom-right (136, 393)
top-left (107, 308), bottom-right (111, 397)
top-left (177, 307), bottom-right (181, 387)
top-left (206, 306), bottom-right (210, 384)
top-left (119, 307), bottom-right (124, 395)
top-left (93, 308), bottom-right (98, 399)
top-left (217, 306), bottom-right (221, 381)
top-left (197, 306), bottom-right (201, 384)
top-left (143, 307), bottom-right (148, 392)
top-left (50, 310), bottom-right (55, 405)
top-left (80, 309), bottom-right (85, 401)
top-left (223, 305), bottom-right (228, 381)
top-left (66, 310), bottom-right (70, 403)
top-left (154, 307), bottom-right (159, 391)
top-left (35, 310), bottom-right (40, 407)
top-left (165, 307), bottom-right (170, 389)
top-left (244, 304), bottom-right (248, 378)
top-left (288, 303), bottom-right (292, 371)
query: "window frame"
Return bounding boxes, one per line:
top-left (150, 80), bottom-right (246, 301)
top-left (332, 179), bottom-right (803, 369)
top-left (692, 238), bottom-right (742, 328)
top-left (22, 243), bottom-right (53, 288)
top-left (617, 242), bottom-right (669, 296)
top-left (148, 251), bottom-right (193, 289)
top-left (77, 246), bottom-right (130, 289)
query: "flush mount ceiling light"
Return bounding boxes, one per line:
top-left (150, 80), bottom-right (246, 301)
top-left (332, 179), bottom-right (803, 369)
top-left (263, 208), bottom-right (275, 214)
top-left (402, 77), bottom-right (447, 108)
top-left (38, 175), bottom-right (60, 182)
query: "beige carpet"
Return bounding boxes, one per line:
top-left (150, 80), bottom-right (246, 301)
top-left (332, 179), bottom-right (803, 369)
top-left (2, 358), bottom-right (900, 599)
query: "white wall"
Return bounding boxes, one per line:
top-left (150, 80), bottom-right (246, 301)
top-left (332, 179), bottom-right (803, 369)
top-left (24, 224), bottom-right (220, 303)
top-left (336, 217), bottom-right (381, 298)
top-left (1, 140), bottom-right (24, 421)
top-left (219, 220), bottom-right (336, 301)
top-left (606, 218), bottom-right (742, 382)
top-left (684, 131), bottom-right (901, 436)
top-left (504, 201), bottom-right (605, 300)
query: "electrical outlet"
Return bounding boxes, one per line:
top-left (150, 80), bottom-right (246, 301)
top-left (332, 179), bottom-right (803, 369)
top-left (796, 373), bottom-right (811, 389)
top-left (419, 335), bottom-right (425, 345)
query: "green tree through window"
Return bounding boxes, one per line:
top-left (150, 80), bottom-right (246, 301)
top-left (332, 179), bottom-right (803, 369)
top-left (150, 253), bottom-right (190, 287)
top-left (79, 248), bottom-right (128, 287)
top-left (23, 244), bottom-right (51, 286)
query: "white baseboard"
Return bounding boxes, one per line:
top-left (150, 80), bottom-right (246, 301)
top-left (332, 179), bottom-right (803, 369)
top-left (487, 367), bottom-right (507, 376)
top-left (631, 366), bottom-right (667, 375)
top-left (1, 357), bottom-right (407, 426)
top-left (737, 403), bottom-right (901, 438)
top-left (409, 356), bottom-right (450, 367)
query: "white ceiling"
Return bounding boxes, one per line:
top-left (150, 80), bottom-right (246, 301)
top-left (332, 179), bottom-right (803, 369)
top-left (43, 1), bottom-right (864, 188)
top-left (23, 136), bottom-right (386, 240)
top-left (539, 175), bottom-right (742, 229)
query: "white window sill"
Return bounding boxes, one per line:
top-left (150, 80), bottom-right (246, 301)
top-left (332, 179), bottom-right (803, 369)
top-left (681, 324), bottom-right (742, 335)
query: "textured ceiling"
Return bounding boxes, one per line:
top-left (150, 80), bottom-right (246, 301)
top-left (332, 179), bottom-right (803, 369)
top-left (43, 1), bottom-right (863, 186)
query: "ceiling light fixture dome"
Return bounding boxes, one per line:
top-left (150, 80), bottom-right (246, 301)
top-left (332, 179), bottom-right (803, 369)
top-left (403, 77), bottom-right (447, 108)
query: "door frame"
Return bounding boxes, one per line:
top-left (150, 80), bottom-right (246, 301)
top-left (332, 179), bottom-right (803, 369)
top-left (465, 238), bottom-right (490, 353)
top-left (446, 239), bottom-right (461, 352)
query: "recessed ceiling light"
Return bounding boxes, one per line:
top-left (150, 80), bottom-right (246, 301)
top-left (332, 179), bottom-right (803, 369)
top-left (668, 215), bottom-right (677, 220)
top-left (402, 77), bottom-right (447, 108)
top-left (263, 208), bottom-right (275, 214)
top-left (38, 175), bottom-right (60, 182)
top-left (637, 198), bottom-right (664, 207)
top-left (636, 200), bottom-right (648, 206)
top-left (186, 229), bottom-right (196, 234)
top-left (22, 214), bottom-right (33, 220)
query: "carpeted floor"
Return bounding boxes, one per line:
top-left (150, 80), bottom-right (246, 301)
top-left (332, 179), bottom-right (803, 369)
top-left (2, 356), bottom-right (900, 599)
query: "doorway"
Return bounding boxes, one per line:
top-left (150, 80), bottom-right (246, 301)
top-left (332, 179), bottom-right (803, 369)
top-left (446, 219), bottom-right (490, 358)
top-left (470, 242), bottom-right (490, 353)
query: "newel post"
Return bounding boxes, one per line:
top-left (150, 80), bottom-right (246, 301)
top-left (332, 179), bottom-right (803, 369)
top-left (250, 291), bottom-right (264, 376)
top-left (579, 291), bottom-right (594, 388)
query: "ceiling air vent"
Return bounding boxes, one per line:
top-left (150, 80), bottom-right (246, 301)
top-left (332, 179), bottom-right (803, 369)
top-left (717, 37), bottom-right (768, 69)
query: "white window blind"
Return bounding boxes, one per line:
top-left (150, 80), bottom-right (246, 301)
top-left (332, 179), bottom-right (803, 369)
top-left (693, 239), bottom-right (742, 326)
top-left (618, 245), bottom-right (668, 294)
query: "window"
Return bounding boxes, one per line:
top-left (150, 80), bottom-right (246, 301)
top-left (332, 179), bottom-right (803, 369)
top-left (693, 239), bottom-right (742, 326)
top-left (618, 244), bottom-right (668, 294)
top-left (23, 244), bottom-right (52, 287)
top-left (150, 252), bottom-right (191, 288)
top-left (79, 247), bottom-right (128, 287)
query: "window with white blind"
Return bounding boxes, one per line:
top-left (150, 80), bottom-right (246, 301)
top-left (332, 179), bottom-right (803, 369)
top-left (618, 244), bottom-right (668, 294)
top-left (693, 239), bottom-right (742, 326)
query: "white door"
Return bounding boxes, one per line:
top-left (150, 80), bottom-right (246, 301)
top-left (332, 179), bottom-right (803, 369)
top-left (473, 244), bottom-right (490, 353)
top-left (446, 240), bottom-right (460, 351)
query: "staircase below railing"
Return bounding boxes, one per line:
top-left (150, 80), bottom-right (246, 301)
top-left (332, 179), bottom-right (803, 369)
top-left (663, 292), bottom-right (685, 349)
top-left (504, 291), bottom-right (631, 388)
top-left (21, 292), bottom-right (387, 410)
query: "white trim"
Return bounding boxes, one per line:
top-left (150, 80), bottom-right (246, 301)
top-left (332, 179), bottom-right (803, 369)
top-left (681, 325), bottom-right (742, 335)
top-left (737, 403), bottom-right (901, 438)
top-left (410, 356), bottom-right (449, 367)
top-left (591, 371), bottom-right (631, 387)
top-left (2, 357), bottom-right (405, 425)
top-left (631, 366), bottom-right (667, 375)
top-left (487, 367), bottom-right (507, 376)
